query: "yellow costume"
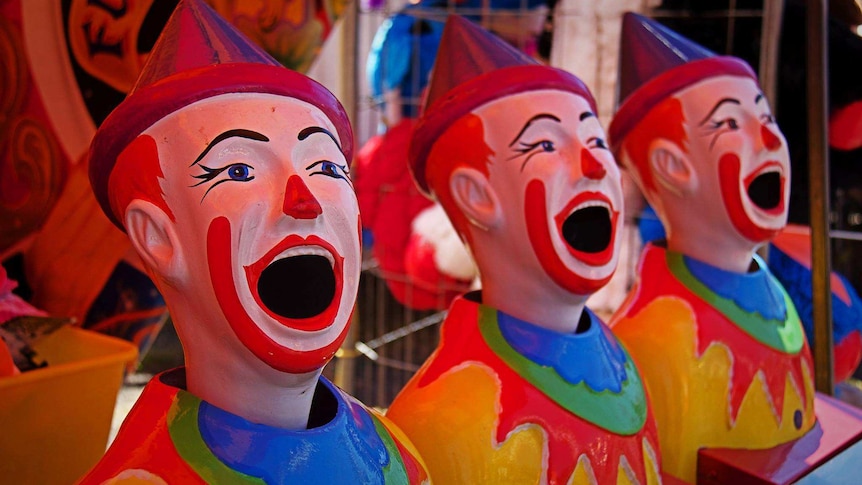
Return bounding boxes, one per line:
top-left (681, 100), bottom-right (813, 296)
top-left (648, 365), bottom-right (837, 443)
top-left (611, 244), bottom-right (815, 483)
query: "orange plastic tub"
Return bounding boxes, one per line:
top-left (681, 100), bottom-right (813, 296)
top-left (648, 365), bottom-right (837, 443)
top-left (0, 326), bottom-right (137, 484)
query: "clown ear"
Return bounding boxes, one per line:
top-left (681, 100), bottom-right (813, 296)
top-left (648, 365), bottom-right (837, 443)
top-left (648, 138), bottom-right (697, 197)
top-left (449, 166), bottom-right (502, 232)
top-left (125, 200), bottom-right (186, 285)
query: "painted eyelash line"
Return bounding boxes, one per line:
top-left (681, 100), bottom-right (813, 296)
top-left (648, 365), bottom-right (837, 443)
top-left (702, 118), bottom-right (741, 150)
top-left (587, 137), bottom-right (608, 149)
top-left (198, 176), bottom-right (255, 202)
top-left (704, 125), bottom-right (730, 151)
top-left (189, 164), bottom-right (256, 202)
top-left (306, 160), bottom-right (354, 187)
top-left (507, 141), bottom-right (543, 160)
top-left (305, 160), bottom-right (350, 173)
top-left (706, 119), bottom-right (726, 130)
top-left (190, 164), bottom-right (228, 187)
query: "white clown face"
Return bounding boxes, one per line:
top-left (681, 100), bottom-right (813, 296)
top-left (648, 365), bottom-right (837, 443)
top-left (473, 89), bottom-right (624, 295)
top-left (675, 75), bottom-right (790, 245)
top-left (145, 92), bottom-right (360, 374)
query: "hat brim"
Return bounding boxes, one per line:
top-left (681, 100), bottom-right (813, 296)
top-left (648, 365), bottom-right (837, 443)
top-left (408, 64), bottom-right (596, 196)
top-left (608, 56), bottom-right (756, 156)
top-left (89, 62), bottom-right (353, 230)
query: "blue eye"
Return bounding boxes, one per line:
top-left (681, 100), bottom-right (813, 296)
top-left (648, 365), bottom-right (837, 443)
top-left (511, 139), bottom-right (558, 172)
top-left (711, 118), bottom-right (739, 130)
top-left (306, 160), bottom-right (350, 183)
top-left (320, 161), bottom-right (340, 177)
top-left (228, 164), bottom-right (252, 181)
top-left (587, 137), bottom-right (608, 149)
top-left (190, 162), bottom-right (255, 200)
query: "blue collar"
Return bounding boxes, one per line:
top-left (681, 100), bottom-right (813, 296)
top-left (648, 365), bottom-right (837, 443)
top-left (683, 253), bottom-right (787, 321)
top-left (196, 378), bottom-right (392, 482)
top-left (496, 308), bottom-right (629, 393)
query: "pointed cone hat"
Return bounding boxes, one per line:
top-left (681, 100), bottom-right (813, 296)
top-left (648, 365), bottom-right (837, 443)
top-left (409, 15), bottom-right (596, 195)
top-left (89, 0), bottom-right (352, 230)
top-left (608, 12), bottom-right (757, 154)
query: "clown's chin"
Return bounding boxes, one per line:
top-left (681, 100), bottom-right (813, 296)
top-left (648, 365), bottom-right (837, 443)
top-left (561, 206), bottom-right (612, 254)
top-left (257, 255), bottom-right (336, 319)
top-left (747, 171), bottom-right (782, 211)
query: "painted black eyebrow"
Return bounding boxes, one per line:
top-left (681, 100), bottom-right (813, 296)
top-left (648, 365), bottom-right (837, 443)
top-left (699, 98), bottom-right (741, 126)
top-left (755, 93), bottom-right (764, 104)
top-left (191, 129), bottom-right (269, 167)
top-left (579, 111), bottom-right (596, 121)
top-left (508, 113), bottom-right (561, 147)
top-left (298, 126), bottom-right (342, 152)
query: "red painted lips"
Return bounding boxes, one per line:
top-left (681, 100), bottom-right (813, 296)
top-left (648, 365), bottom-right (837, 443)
top-left (554, 191), bottom-right (618, 267)
top-left (743, 161), bottom-right (785, 216)
top-left (245, 234), bottom-right (344, 332)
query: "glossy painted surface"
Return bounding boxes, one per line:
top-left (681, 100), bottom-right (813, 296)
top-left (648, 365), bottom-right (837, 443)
top-left (768, 225), bottom-right (862, 382)
top-left (84, 2), bottom-right (428, 482)
top-left (612, 244), bottom-right (816, 483)
top-left (699, 393), bottom-right (862, 484)
top-left (391, 15), bottom-right (659, 483)
top-left (79, 369), bottom-right (428, 484)
top-left (616, 11), bottom-right (716, 106)
top-left (388, 295), bottom-right (660, 485)
top-left (609, 14), bottom-right (810, 483)
top-left (119, 92), bottom-right (360, 375)
top-left (470, 89), bottom-right (623, 302)
top-left (409, 16), bottom-right (594, 196)
top-left (618, 75), bottom-right (790, 272)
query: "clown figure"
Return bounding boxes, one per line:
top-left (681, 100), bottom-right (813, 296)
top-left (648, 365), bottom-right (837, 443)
top-left (607, 13), bottom-right (815, 484)
top-left (386, 16), bottom-right (661, 485)
top-left (79, 1), bottom-right (427, 483)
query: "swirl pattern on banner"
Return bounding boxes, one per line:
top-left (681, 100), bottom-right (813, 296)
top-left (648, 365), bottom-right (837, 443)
top-left (1, 117), bottom-right (64, 251)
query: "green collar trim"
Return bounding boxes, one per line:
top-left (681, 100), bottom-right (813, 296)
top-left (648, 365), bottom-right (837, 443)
top-left (369, 414), bottom-right (410, 484)
top-left (667, 251), bottom-right (804, 353)
top-left (477, 306), bottom-right (647, 435)
top-left (168, 391), bottom-right (264, 485)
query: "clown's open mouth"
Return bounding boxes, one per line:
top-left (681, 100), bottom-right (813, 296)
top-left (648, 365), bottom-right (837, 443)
top-left (561, 205), bottom-right (612, 253)
top-left (257, 251), bottom-right (336, 319)
top-left (747, 171), bottom-right (782, 211)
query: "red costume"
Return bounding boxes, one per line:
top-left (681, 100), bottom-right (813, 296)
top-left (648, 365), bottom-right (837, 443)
top-left (81, 369), bottom-right (427, 484)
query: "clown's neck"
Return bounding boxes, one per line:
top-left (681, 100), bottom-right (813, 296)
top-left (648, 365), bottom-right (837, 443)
top-left (666, 237), bottom-right (760, 274)
top-left (184, 347), bottom-right (322, 430)
top-left (479, 275), bottom-right (589, 334)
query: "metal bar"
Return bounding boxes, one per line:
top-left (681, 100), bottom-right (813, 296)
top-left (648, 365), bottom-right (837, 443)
top-left (828, 230), bottom-right (862, 242)
top-left (759, 0), bottom-right (784, 113)
top-left (342, 1), bottom-right (358, 127)
top-left (806, 0), bottom-right (834, 395)
top-left (726, 0), bottom-right (738, 54)
top-left (358, 312), bottom-right (446, 350)
top-left (756, 0), bottom-right (785, 264)
top-left (333, 0), bottom-right (360, 394)
top-left (375, 266), bottom-right (386, 407)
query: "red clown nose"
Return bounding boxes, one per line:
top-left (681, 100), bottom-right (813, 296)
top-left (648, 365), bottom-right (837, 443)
top-left (283, 175), bottom-right (322, 219)
top-left (581, 148), bottom-right (607, 180)
top-left (761, 125), bottom-right (782, 152)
